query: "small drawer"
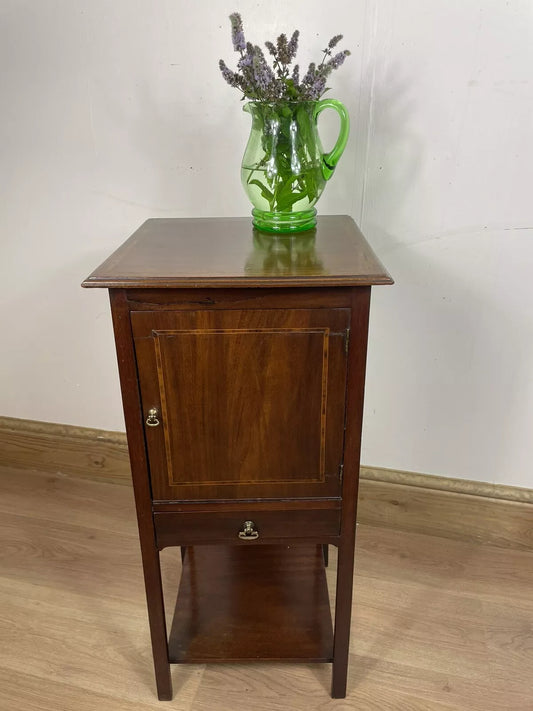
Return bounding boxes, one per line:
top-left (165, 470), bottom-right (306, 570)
top-left (154, 507), bottom-right (341, 549)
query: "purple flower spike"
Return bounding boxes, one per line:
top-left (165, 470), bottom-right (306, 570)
top-left (302, 62), bottom-right (316, 87)
top-left (219, 14), bottom-right (350, 101)
top-left (238, 52), bottom-right (253, 70)
top-left (229, 12), bottom-right (246, 52)
top-left (252, 45), bottom-right (275, 95)
top-left (328, 34), bottom-right (343, 49)
top-left (327, 49), bottom-right (350, 71)
top-left (219, 59), bottom-right (243, 90)
top-left (307, 75), bottom-right (326, 100)
top-left (288, 30), bottom-right (299, 60)
top-left (292, 64), bottom-right (300, 85)
top-left (276, 33), bottom-right (290, 64)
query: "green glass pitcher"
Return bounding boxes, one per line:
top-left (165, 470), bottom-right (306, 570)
top-left (241, 100), bottom-right (350, 233)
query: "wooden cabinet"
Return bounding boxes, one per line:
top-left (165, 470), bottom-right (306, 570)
top-left (83, 216), bottom-right (392, 700)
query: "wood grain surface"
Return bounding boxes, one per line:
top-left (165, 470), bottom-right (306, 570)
top-left (153, 507), bottom-right (341, 548)
top-left (358, 479), bottom-right (533, 551)
top-left (0, 416), bottom-right (130, 485)
top-left (81, 216), bottom-right (393, 289)
top-left (168, 545), bottom-right (333, 663)
top-left (109, 288), bottom-right (173, 699)
top-left (132, 306), bottom-right (348, 501)
top-left (1, 464), bottom-right (532, 710)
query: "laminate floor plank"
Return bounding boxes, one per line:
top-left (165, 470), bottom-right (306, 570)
top-left (0, 667), bottom-right (169, 711)
top-left (0, 467), bottom-right (137, 535)
top-left (0, 465), bottom-right (532, 710)
top-left (0, 664), bottom-right (203, 711)
top-left (354, 523), bottom-right (533, 604)
top-left (0, 509), bottom-right (146, 603)
top-left (189, 662), bottom-right (463, 711)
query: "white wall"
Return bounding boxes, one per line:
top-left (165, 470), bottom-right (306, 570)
top-left (359, 0), bottom-right (533, 488)
top-left (1, 1), bottom-right (532, 488)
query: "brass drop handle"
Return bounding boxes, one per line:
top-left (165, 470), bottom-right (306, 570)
top-left (145, 408), bottom-right (160, 427)
top-left (238, 520), bottom-right (259, 540)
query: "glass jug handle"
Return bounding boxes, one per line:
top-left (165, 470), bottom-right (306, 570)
top-left (313, 99), bottom-right (350, 181)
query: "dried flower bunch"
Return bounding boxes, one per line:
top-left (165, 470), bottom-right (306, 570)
top-left (219, 13), bottom-right (350, 102)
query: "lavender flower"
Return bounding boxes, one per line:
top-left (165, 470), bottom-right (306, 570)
top-left (288, 30), bottom-right (299, 60)
top-left (252, 45), bottom-right (276, 96)
top-left (276, 33), bottom-right (290, 65)
top-left (291, 64), bottom-right (300, 86)
top-left (219, 59), bottom-right (244, 90)
top-left (237, 45), bottom-right (253, 70)
top-left (306, 74), bottom-right (326, 100)
top-left (219, 13), bottom-right (350, 102)
top-left (229, 12), bottom-right (246, 52)
top-left (301, 62), bottom-right (316, 88)
top-left (328, 34), bottom-right (343, 49)
top-left (326, 49), bottom-right (350, 72)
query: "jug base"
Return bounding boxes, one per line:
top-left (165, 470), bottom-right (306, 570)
top-left (252, 208), bottom-right (317, 234)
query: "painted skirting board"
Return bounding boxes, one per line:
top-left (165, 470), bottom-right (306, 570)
top-left (1, 416), bottom-right (531, 550)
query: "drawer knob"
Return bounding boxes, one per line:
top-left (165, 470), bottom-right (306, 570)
top-left (238, 520), bottom-right (259, 540)
top-left (145, 408), bottom-right (160, 427)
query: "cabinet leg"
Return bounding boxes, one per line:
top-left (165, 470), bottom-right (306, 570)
top-left (322, 544), bottom-right (329, 567)
top-left (140, 542), bottom-right (173, 701)
top-left (331, 538), bottom-right (356, 698)
top-left (110, 290), bottom-right (173, 700)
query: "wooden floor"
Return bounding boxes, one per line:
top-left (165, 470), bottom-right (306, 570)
top-left (0, 465), bottom-right (532, 710)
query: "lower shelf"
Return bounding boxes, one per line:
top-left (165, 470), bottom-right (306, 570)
top-left (168, 544), bottom-right (333, 664)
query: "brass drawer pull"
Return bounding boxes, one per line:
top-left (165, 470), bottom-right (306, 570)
top-left (145, 408), bottom-right (160, 427)
top-left (238, 520), bottom-right (259, 540)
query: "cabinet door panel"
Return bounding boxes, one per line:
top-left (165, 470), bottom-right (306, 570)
top-left (132, 309), bottom-right (349, 501)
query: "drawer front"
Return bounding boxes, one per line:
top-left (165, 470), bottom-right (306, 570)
top-left (154, 507), bottom-right (341, 549)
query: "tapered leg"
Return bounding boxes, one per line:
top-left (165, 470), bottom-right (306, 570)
top-left (322, 544), bottom-right (329, 567)
top-left (109, 290), bottom-right (173, 700)
top-left (331, 288), bottom-right (371, 697)
top-left (139, 539), bottom-right (173, 701)
top-left (331, 538), bottom-right (357, 698)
